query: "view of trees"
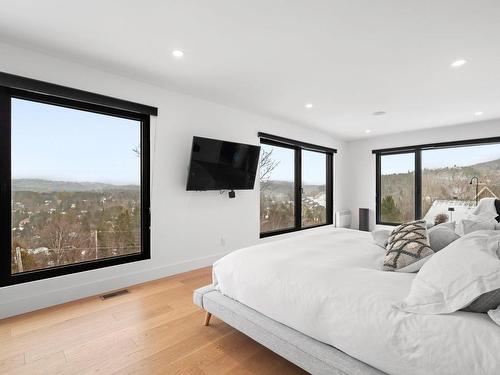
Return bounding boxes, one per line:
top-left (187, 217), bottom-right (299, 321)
top-left (260, 146), bottom-right (327, 233)
top-left (11, 181), bottom-right (140, 274)
top-left (381, 156), bottom-right (500, 223)
top-left (260, 146), bottom-right (295, 232)
top-left (380, 195), bottom-right (402, 223)
top-left (9, 97), bottom-right (143, 275)
top-left (380, 169), bottom-right (415, 223)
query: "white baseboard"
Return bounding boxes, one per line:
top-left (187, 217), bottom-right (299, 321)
top-left (0, 252), bottom-right (228, 319)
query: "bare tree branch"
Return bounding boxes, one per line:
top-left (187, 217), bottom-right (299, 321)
top-left (133, 146), bottom-right (140, 158)
top-left (259, 148), bottom-right (280, 188)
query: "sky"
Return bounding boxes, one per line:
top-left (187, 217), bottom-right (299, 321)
top-left (11, 98), bottom-right (141, 185)
top-left (261, 144), bottom-right (326, 184)
top-left (381, 144), bottom-right (500, 174)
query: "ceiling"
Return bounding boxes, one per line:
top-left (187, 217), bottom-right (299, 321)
top-left (0, 0), bottom-right (499, 140)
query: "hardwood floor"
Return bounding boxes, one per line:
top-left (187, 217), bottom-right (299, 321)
top-left (0, 267), bottom-right (308, 375)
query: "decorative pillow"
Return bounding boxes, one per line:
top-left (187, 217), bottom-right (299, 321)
top-left (488, 305), bottom-right (500, 326)
top-left (397, 231), bottom-right (500, 314)
top-left (383, 220), bottom-right (434, 272)
top-left (371, 228), bottom-right (391, 249)
top-left (427, 224), bottom-right (460, 252)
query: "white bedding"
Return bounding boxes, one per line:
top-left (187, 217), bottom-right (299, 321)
top-left (213, 226), bottom-right (500, 375)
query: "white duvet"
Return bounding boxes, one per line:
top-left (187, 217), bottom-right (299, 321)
top-left (213, 226), bottom-right (500, 375)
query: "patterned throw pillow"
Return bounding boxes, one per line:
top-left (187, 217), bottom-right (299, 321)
top-left (383, 220), bottom-right (434, 272)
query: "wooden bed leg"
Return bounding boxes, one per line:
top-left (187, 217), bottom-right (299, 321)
top-left (203, 312), bottom-right (212, 326)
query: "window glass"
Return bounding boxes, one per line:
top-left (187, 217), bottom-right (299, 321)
top-left (422, 144), bottom-right (500, 224)
top-left (11, 98), bottom-right (142, 274)
top-left (380, 153), bottom-right (415, 223)
top-left (302, 150), bottom-right (327, 227)
top-left (259, 144), bottom-right (295, 233)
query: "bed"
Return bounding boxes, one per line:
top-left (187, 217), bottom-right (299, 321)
top-left (193, 226), bottom-right (500, 375)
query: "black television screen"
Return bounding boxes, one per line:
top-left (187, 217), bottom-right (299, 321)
top-left (186, 136), bottom-right (261, 191)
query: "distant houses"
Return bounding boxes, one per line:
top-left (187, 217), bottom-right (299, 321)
top-left (423, 200), bottom-right (476, 224)
top-left (423, 184), bottom-right (498, 224)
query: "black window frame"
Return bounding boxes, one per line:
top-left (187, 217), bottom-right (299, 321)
top-left (0, 72), bottom-right (156, 287)
top-left (374, 136), bottom-right (500, 225)
top-left (258, 133), bottom-right (335, 238)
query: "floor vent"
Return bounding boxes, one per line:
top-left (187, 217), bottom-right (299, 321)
top-left (100, 289), bottom-right (129, 300)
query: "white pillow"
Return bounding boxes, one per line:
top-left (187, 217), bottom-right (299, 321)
top-left (488, 306), bottom-right (500, 327)
top-left (474, 211), bottom-right (500, 222)
top-left (436, 221), bottom-right (456, 231)
top-left (394, 254), bottom-right (433, 273)
top-left (473, 198), bottom-right (498, 216)
top-left (456, 219), bottom-right (496, 236)
top-left (427, 224), bottom-right (460, 252)
top-left (371, 228), bottom-right (391, 249)
top-left (489, 236), bottom-right (500, 258)
top-left (397, 230), bottom-right (500, 314)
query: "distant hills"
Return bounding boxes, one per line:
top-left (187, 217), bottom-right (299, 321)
top-left (381, 157), bottom-right (500, 220)
top-left (261, 180), bottom-right (325, 196)
top-left (383, 157), bottom-right (500, 180)
top-left (12, 179), bottom-right (139, 192)
top-left (464, 158), bottom-right (500, 174)
top-left (422, 157), bottom-right (500, 174)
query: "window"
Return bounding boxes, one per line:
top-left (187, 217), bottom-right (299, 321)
top-left (375, 138), bottom-right (500, 225)
top-left (302, 150), bottom-right (327, 227)
top-left (0, 73), bottom-right (155, 286)
top-left (258, 133), bottom-right (335, 237)
top-left (379, 153), bottom-right (415, 224)
top-left (260, 143), bottom-right (295, 233)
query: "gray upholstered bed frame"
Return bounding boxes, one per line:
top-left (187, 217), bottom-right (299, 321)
top-left (193, 285), bottom-right (386, 375)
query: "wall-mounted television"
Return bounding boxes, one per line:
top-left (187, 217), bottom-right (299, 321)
top-left (186, 136), bottom-right (261, 191)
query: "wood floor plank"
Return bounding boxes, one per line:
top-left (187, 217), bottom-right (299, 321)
top-left (80, 316), bottom-right (233, 375)
top-left (0, 267), bottom-right (307, 375)
top-left (2, 285), bottom-right (191, 362)
top-left (5, 351), bottom-right (67, 375)
top-left (201, 332), bottom-right (263, 375)
top-left (6, 279), bottom-right (186, 337)
top-left (231, 346), bottom-right (307, 375)
top-left (0, 352), bottom-right (25, 374)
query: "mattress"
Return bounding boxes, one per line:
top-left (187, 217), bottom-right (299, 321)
top-left (213, 226), bottom-right (500, 375)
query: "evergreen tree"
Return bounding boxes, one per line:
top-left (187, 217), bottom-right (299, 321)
top-left (381, 195), bottom-right (401, 222)
top-left (114, 210), bottom-right (135, 255)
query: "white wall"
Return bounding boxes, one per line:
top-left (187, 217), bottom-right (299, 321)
top-left (346, 120), bottom-right (500, 230)
top-left (2, 41), bottom-right (497, 319)
top-left (0, 42), bottom-right (347, 318)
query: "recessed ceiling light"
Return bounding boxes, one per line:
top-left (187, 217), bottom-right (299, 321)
top-left (372, 111), bottom-right (386, 116)
top-left (365, 129), bottom-right (372, 134)
top-left (172, 49), bottom-right (184, 58)
top-left (474, 111), bottom-right (483, 116)
top-left (305, 103), bottom-right (313, 109)
top-left (451, 59), bottom-right (467, 68)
